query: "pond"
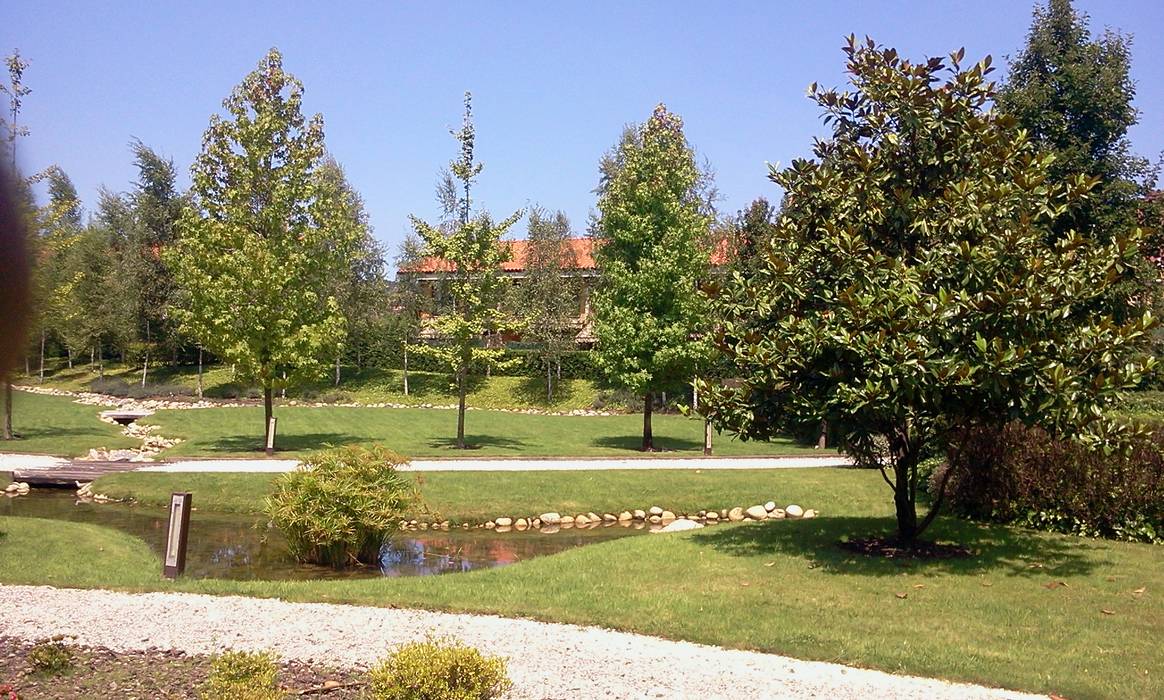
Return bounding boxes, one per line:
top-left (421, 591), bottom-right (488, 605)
top-left (0, 492), bottom-right (646, 580)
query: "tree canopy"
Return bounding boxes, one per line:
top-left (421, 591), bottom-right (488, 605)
top-left (592, 104), bottom-right (712, 450)
top-left (701, 37), bottom-right (1158, 543)
top-left (166, 48), bottom-right (361, 447)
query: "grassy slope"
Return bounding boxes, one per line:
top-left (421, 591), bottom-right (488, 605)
top-left (143, 405), bottom-right (814, 459)
top-left (9, 467), bottom-right (1162, 698)
top-left (1, 391), bottom-right (138, 458)
top-left (19, 361), bottom-right (606, 412)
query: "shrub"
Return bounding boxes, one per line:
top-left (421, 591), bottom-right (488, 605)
top-left (89, 377), bottom-right (130, 397)
top-left (265, 445), bottom-right (419, 566)
top-left (28, 638), bottom-right (73, 675)
top-left (940, 422), bottom-right (1164, 543)
top-left (367, 637), bottom-right (511, 700)
top-left (199, 650), bottom-right (283, 700)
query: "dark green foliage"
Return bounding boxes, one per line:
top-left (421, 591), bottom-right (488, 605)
top-left (368, 637), bottom-right (511, 700)
top-left (940, 422), bottom-right (1164, 543)
top-left (199, 650), bottom-right (282, 700)
top-left (702, 38), bottom-right (1157, 543)
top-left (997, 0), bottom-right (1158, 317)
top-left (265, 445), bottom-right (418, 567)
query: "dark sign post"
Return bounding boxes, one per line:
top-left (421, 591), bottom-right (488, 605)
top-left (163, 492), bottom-right (192, 579)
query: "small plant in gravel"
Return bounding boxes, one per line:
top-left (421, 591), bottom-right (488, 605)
top-left (265, 444), bottom-right (419, 567)
top-left (200, 649), bottom-right (283, 700)
top-left (28, 637), bottom-right (73, 675)
top-left (368, 636), bottom-right (511, 700)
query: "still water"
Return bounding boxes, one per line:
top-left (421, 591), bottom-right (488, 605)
top-left (0, 492), bottom-right (644, 580)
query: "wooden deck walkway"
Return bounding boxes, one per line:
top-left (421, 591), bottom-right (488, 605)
top-left (7, 461), bottom-right (142, 487)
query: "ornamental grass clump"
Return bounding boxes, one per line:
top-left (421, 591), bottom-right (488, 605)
top-left (368, 637), bottom-right (512, 700)
top-left (199, 650), bottom-right (283, 700)
top-left (265, 444), bottom-right (418, 567)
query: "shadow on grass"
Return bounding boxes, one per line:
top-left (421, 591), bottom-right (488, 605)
top-left (691, 515), bottom-right (1104, 578)
top-left (201, 432), bottom-right (368, 453)
top-left (513, 375), bottom-right (579, 406)
top-left (426, 434), bottom-right (527, 451)
top-left (591, 435), bottom-right (704, 452)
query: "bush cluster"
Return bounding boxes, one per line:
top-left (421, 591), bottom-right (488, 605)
top-left (265, 445), bottom-right (419, 567)
top-left (938, 422), bottom-right (1164, 543)
top-left (368, 637), bottom-right (512, 700)
top-left (199, 650), bottom-right (283, 700)
top-left (28, 638), bottom-right (73, 675)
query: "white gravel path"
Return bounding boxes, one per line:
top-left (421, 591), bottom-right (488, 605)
top-left (133, 455), bottom-right (852, 473)
top-left (0, 585), bottom-right (1038, 699)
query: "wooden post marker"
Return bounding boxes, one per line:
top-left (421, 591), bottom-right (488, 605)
top-left (265, 416), bottom-right (277, 455)
top-left (163, 492), bottom-right (192, 579)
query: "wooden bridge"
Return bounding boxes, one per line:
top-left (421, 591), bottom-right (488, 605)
top-left (6, 460), bottom-right (142, 487)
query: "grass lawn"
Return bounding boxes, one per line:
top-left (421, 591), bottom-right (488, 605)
top-left (18, 361), bottom-right (607, 412)
top-left (6, 467), bottom-right (1161, 698)
top-left (142, 404), bottom-right (814, 459)
top-left (0, 391), bottom-right (138, 458)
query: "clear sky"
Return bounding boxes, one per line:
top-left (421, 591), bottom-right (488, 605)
top-left (4, 1), bottom-right (1162, 259)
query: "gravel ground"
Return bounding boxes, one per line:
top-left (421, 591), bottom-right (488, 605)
top-left (0, 636), bottom-right (364, 699)
top-left (0, 585), bottom-right (1041, 699)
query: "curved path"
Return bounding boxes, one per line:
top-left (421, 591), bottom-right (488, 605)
top-left (0, 585), bottom-right (1037, 699)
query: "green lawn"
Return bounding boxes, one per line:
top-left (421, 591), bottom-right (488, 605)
top-left (17, 361), bottom-right (607, 412)
top-left (93, 468), bottom-right (857, 519)
top-left (141, 404), bottom-right (814, 458)
top-left (1, 391), bottom-right (138, 457)
top-left (7, 467), bottom-right (1162, 698)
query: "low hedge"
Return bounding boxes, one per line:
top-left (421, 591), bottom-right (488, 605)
top-left (938, 422), bottom-right (1164, 544)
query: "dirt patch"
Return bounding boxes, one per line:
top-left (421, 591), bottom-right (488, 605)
top-left (0, 637), bottom-right (364, 699)
top-left (838, 536), bottom-right (972, 560)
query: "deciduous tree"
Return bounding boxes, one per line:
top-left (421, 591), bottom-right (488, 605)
top-left (592, 104), bottom-right (712, 450)
top-left (166, 48), bottom-right (360, 449)
top-left (409, 93), bottom-right (521, 449)
top-left (701, 38), bottom-right (1157, 544)
top-left (519, 207), bottom-right (578, 401)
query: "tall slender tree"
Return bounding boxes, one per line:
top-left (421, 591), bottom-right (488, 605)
top-left (166, 48), bottom-right (360, 449)
top-left (592, 104), bottom-right (712, 450)
top-left (409, 92), bottom-right (522, 449)
top-left (519, 207), bottom-right (578, 401)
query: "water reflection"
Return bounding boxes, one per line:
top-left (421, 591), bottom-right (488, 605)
top-left (0, 492), bottom-right (643, 580)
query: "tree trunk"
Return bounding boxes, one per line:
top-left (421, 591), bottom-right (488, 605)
top-left (334, 354), bottom-right (341, 387)
top-left (704, 418), bottom-right (713, 455)
top-left (38, 330), bottom-right (45, 384)
top-left (141, 350), bottom-right (149, 388)
top-left (456, 367), bottom-right (467, 449)
top-left (642, 393), bottom-right (654, 451)
top-left (2, 380), bottom-right (13, 440)
top-left (24, 355), bottom-right (29, 376)
top-left (97, 346), bottom-right (104, 380)
top-left (402, 343), bottom-right (409, 396)
top-left (67, 347), bottom-right (73, 369)
top-left (692, 380), bottom-right (699, 411)
top-left (263, 386), bottom-right (274, 452)
top-left (196, 348), bottom-right (204, 399)
top-left (546, 362), bottom-right (553, 403)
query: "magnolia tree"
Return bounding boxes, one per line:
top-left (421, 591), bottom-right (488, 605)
top-left (701, 38), bottom-right (1157, 544)
top-left (409, 93), bottom-right (521, 449)
top-left (167, 49), bottom-right (360, 449)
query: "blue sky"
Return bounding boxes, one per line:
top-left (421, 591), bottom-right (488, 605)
top-left (4, 1), bottom-right (1162, 258)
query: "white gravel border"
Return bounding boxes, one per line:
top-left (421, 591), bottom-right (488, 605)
top-left (0, 585), bottom-right (1039, 699)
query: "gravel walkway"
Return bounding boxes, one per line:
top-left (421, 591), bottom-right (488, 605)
top-left (0, 585), bottom-right (1038, 699)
